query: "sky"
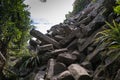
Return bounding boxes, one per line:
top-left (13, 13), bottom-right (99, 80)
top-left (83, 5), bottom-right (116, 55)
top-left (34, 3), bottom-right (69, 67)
top-left (24, 0), bottom-right (75, 33)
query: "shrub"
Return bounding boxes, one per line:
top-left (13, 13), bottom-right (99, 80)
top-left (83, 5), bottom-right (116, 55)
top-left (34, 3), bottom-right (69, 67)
top-left (96, 20), bottom-right (120, 51)
top-left (114, 0), bottom-right (120, 15)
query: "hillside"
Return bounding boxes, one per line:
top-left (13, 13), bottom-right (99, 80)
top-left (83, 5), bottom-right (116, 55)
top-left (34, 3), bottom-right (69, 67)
top-left (7, 0), bottom-right (120, 80)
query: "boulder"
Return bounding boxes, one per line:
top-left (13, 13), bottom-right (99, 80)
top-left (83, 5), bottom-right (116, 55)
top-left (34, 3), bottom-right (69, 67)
top-left (30, 29), bottom-right (61, 48)
top-left (34, 71), bottom-right (45, 80)
top-left (29, 39), bottom-right (41, 49)
top-left (54, 35), bottom-right (64, 41)
top-left (87, 46), bottom-right (94, 53)
top-left (68, 64), bottom-right (92, 80)
top-left (45, 59), bottom-right (55, 80)
top-left (59, 28), bottom-right (81, 47)
top-left (78, 27), bottom-right (103, 52)
top-left (61, 24), bottom-right (72, 35)
top-left (57, 71), bottom-right (74, 80)
top-left (84, 13), bottom-right (105, 36)
top-left (50, 48), bottom-right (68, 57)
top-left (71, 50), bottom-right (86, 63)
top-left (45, 59), bottom-right (67, 80)
top-left (67, 39), bottom-right (78, 50)
top-left (36, 44), bottom-right (54, 53)
top-left (71, 50), bottom-right (80, 60)
top-left (41, 48), bottom-right (68, 64)
top-left (78, 16), bottom-right (93, 25)
top-left (77, 7), bottom-right (94, 22)
top-left (54, 62), bottom-right (67, 75)
top-left (81, 61), bottom-right (93, 71)
top-left (57, 53), bottom-right (77, 66)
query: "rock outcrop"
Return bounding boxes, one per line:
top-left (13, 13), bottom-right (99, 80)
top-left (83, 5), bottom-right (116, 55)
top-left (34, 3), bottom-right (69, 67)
top-left (17, 0), bottom-right (120, 80)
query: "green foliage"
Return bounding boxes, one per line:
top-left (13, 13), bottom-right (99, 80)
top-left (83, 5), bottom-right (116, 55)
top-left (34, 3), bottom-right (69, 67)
top-left (114, 0), bottom-right (120, 15)
top-left (0, 0), bottom-right (33, 53)
top-left (92, 0), bottom-right (96, 3)
top-left (72, 0), bottom-right (90, 14)
top-left (65, 11), bottom-right (73, 19)
top-left (65, 0), bottom-right (91, 19)
top-left (3, 51), bottom-right (39, 79)
top-left (95, 1), bottom-right (120, 78)
top-left (10, 52), bottom-right (42, 78)
top-left (95, 21), bottom-right (120, 79)
top-left (0, 0), bottom-right (33, 79)
top-left (3, 68), bottom-right (19, 80)
top-left (96, 20), bottom-right (120, 51)
top-left (20, 53), bottom-right (41, 69)
top-left (72, 0), bottom-right (84, 14)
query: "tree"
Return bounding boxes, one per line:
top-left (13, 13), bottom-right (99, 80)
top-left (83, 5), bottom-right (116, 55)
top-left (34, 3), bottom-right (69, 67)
top-left (0, 0), bottom-right (32, 79)
top-left (72, 0), bottom-right (91, 14)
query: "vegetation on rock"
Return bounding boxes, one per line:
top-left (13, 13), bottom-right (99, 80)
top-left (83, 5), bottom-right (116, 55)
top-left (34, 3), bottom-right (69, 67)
top-left (65, 0), bottom-right (90, 18)
top-left (94, 0), bottom-right (120, 79)
top-left (114, 0), bottom-right (120, 15)
top-left (0, 0), bottom-right (33, 79)
top-left (96, 20), bottom-right (120, 51)
top-left (96, 0), bottom-right (120, 56)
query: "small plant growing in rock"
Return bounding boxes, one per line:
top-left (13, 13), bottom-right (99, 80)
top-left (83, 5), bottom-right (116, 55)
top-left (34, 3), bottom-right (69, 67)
top-left (114, 0), bottom-right (120, 15)
top-left (95, 20), bottom-right (120, 80)
top-left (96, 20), bottom-right (120, 50)
top-left (92, 0), bottom-right (96, 3)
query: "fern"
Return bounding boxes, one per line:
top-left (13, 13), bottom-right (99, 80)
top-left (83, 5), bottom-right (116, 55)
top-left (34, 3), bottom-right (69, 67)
top-left (96, 20), bottom-right (120, 50)
top-left (114, 0), bottom-right (120, 15)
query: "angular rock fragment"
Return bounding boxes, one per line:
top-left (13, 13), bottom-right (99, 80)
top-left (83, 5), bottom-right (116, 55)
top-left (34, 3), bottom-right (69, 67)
top-left (68, 64), bottom-right (92, 80)
top-left (84, 13), bottom-right (105, 36)
top-left (81, 61), bottom-right (93, 71)
top-left (54, 62), bottom-right (67, 75)
top-left (79, 53), bottom-right (86, 63)
top-left (54, 35), bottom-right (64, 41)
top-left (30, 29), bottom-right (61, 48)
top-left (50, 48), bottom-right (68, 57)
top-left (28, 39), bottom-right (41, 52)
top-left (78, 27), bottom-right (103, 52)
top-left (45, 59), bottom-right (55, 80)
top-left (59, 28), bottom-right (81, 47)
top-left (71, 50), bottom-right (81, 61)
top-left (57, 71), bottom-right (74, 80)
top-left (77, 5), bottom-right (95, 22)
top-left (45, 59), bottom-right (67, 80)
top-left (57, 53), bottom-right (77, 65)
top-left (62, 24), bottom-right (72, 35)
top-left (67, 39), bottom-right (78, 50)
top-left (29, 39), bottom-right (41, 46)
top-left (40, 48), bottom-right (68, 64)
top-left (87, 46), bottom-right (94, 53)
top-left (36, 44), bottom-right (54, 53)
top-left (34, 71), bottom-right (45, 80)
top-left (79, 16), bottom-right (93, 25)
top-left (85, 46), bottom-right (104, 69)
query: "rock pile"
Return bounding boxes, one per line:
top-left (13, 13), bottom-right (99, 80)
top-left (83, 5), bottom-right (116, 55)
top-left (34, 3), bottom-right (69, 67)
top-left (23, 0), bottom-right (120, 80)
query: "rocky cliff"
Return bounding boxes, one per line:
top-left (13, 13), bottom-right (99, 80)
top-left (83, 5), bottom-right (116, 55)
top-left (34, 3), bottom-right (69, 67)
top-left (17, 0), bottom-right (120, 80)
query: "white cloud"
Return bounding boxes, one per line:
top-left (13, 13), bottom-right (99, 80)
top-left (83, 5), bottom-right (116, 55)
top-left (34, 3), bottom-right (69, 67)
top-left (34, 24), bottom-right (52, 34)
top-left (31, 18), bottom-right (53, 34)
top-left (31, 18), bottom-right (50, 25)
top-left (24, 0), bottom-right (75, 33)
